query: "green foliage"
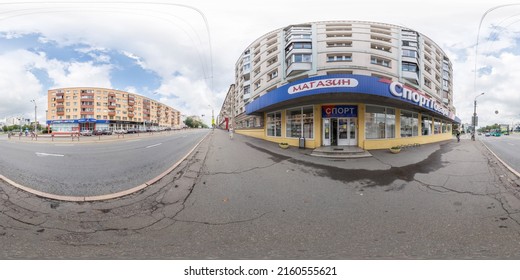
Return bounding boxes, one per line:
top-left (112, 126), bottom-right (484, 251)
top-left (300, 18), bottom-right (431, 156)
top-left (184, 117), bottom-right (208, 128)
top-left (478, 123), bottom-right (501, 132)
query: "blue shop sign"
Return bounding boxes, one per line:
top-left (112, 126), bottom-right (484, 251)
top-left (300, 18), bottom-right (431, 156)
top-left (77, 118), bottom-right (97, 123)
top-left (246, 74), bottom-right (455, 120)
top-left (322, 105), bottom-right (357, 118)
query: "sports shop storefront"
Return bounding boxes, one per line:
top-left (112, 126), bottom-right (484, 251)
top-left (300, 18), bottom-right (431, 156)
top-left (242, 74), bottom-right (458, 150)
top-left (46, 119), bottom-right (148, 133)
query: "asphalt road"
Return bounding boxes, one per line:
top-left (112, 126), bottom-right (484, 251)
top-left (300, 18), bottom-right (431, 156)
top-left (481, 133), bottom-right (520, 174)
top-left (0, 129), bottom-right (209, 196)
top-left (0, 130), bottom-right (519, 259)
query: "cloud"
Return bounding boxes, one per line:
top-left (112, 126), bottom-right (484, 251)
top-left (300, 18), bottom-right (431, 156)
top-left (1, 0), bottom-right (520, 127)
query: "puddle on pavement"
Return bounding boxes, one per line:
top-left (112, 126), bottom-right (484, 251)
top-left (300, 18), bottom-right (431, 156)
top-left (246, 142), bottom-right (453, 189)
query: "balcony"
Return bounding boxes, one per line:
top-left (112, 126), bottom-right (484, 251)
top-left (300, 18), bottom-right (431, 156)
top-left (286, 62), bottom-right (312, 76)
top-left (128, 107), bottom-right (134, 112)
top-left (57, 110), bottom-right (65, 116)
top-left (108, 111), bottom-right (116, 116)
top-left (108, 103), bottom-right (117, 109)
top-left (80, 96), bottom-right (94, 101)
top-left (128, 112), bottom-right (134, 118)
top-left (56, 98), bottom-right (64, 103)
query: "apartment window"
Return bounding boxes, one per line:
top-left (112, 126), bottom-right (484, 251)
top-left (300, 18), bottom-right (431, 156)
top-left (424, 78), bottom-right (432, 88)
top-left (400, 110), bottom-right (418, 137)
top-left (253, 67), bottom-right (261, 77)
top-left (286, 53), bottom-right (312, 66)
top-left (267, 47), bottom-right (278, 55)
top-left (326, 33), bottom-right (352, 38)
top-left (254, 80), bottom-right (261, 90)
top-left (424, 65), bottom-right (432, 74)
top-left (402, 49), bottom-right (417, 58)
top-left (267, 70), bottom-right (278, 81)
top-left (327, 54), bottom-right (352, 62)
top-left (402, 62), bottom-right (418, 72)
top-left (326, 41), bottom-right (352, 48)
top-left (244, 85), bottom-right (250, 95)
top-left (285, 42), bottom-right (312, 53)
top-left (365, 105), bottom-right (395, 139)
top-left (371, 35), bottom-right (391, 43)
top-left (370, 56), bottom-right (391, 67)
top-left (402, 41), bottom-right (418, 47)
top-left (267, 56), bottom-right (278, 66)
top-left (371, 43), bottom-right (391, 52)
top-left (266, 111), bottom-right (281, 137)
top-left (243, 63), bottom-right (251, 72)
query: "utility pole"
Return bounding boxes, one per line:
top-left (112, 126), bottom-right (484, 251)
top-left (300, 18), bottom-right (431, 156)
top-left (30, 99), bottom-right (37, 133)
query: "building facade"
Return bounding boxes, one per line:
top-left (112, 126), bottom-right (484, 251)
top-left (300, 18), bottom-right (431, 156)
top-left (46, 87), bottom-right (181, 133)
top-left (225, 20), bottom-right (458, 149)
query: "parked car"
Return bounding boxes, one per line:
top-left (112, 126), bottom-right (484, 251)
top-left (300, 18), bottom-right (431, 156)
top-left (127, 128), bottom-right (138, 134)
top-left (80, 130), bottom-right (92, 136)
top-left (102, 129), bottom-right (113, 135)
top-left (114, 129), bottom-right (127, 134)
top-left (485, 132), bottom-right (491, 137)
top-left (92, 130), bottom-right (104, 136)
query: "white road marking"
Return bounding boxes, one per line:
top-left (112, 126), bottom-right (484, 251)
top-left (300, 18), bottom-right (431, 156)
top-left (36, 152), bottom-right (64, 157)
top-left (55, 144), bottom-right (74, 147)
top-left (146, 143), bottom-right (162, 149)
top-left (126, 139), bottom-right (142, 142)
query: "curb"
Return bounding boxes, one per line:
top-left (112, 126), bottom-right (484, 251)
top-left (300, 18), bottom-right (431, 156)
top-left (480, 140), bottom-right (520, 178)
top-left (0, 131), bottom-right (211, 202)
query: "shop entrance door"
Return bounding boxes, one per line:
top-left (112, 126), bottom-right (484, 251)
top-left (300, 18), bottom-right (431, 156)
top-left (337, 118), bottom-right (357, 146)
top-left (323, 118), bottom-right (357, 146)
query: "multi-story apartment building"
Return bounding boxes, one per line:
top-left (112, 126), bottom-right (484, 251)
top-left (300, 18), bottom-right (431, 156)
top-left (225, 20), bottom-right (458, 149)
top-left (217, 84), bottom-right (236, 130)
top-left (46, 87), bottom-right (181, 133)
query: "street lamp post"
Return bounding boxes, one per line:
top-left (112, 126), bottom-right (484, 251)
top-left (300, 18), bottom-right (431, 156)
top-left (30, 99), bottom-right (37, 134)
top-left (472, 92), bottom-right (485, 141)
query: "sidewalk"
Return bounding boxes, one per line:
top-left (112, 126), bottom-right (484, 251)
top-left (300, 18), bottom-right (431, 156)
top-left (220, 129), bottom-right (520, 190)
top-left (228, 129), bottom-right (454, 170)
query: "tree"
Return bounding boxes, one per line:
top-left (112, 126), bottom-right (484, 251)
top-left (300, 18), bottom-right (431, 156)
top-left (184, 116), bottom-right (209, 128)
top-left (184, 117), bottom-right (196, 128)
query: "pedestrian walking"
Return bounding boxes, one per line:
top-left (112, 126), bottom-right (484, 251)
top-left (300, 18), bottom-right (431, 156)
top-left (229, 127), bottom-right (234, 140)
top-left (456, 130), bottom-right (460, 142)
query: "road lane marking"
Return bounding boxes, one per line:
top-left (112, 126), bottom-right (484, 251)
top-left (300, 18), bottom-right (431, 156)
top-left (146, 143), bottom-right (162, 149)
top-left (126, 139), bottom-right (142, 142)
top-left (36, 152), bottom-right (64, 157)
top-left (55, 144), bottom-right (74, 147)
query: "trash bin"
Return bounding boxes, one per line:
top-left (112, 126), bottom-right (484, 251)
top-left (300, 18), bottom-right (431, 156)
top-left (299, 137), bottom-right (305, 149)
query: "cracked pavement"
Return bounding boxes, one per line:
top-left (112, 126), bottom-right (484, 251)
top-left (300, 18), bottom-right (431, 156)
top-left (1, 130), bottom-right (520, 259)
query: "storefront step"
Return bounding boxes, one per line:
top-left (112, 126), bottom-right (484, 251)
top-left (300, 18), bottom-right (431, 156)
top-left (310, 146), bottom-right (372, 159)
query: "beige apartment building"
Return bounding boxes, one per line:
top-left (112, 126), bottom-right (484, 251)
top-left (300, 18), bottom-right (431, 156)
top-left (219, 20), bottom-right (459, 150)
top-left (46, 87), bottom-right (181, 133)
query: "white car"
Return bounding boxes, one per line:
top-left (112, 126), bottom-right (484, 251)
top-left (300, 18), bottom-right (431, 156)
top-left (80, 130), bottom-right (92, 136)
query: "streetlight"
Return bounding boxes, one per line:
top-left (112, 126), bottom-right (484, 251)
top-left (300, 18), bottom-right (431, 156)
top-left (472, 92), bottom-right (485, 141)
top-left (30, 99), bottom-right (37, 134)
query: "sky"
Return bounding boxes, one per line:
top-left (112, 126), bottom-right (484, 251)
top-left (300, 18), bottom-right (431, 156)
top-left (0, 0), bottom-right (519, 128)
